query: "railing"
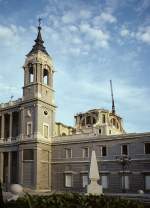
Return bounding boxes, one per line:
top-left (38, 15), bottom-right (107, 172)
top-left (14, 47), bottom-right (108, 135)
top-left (0, 137), bottom-right (18, 144)
top-left (0, 98), bottom-right (22, 109)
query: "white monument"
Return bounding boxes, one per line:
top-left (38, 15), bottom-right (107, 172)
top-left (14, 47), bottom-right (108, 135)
top-left (87, 150), bottom-right (103, 195)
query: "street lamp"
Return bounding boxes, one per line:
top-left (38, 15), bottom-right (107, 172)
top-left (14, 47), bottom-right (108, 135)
top-left (116, 155), bottom-right (131, 193)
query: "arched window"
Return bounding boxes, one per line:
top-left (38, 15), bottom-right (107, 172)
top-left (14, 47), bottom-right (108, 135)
top-left (43, 69), bottom-right (49, 85)
top-left (86, 116), bottom-right (91, 125)
top-left (29, 67), bottom-right (34, 83)
top-left (102, 114), bottom-right (106, 123)
top-left (113, 118), bottom-right (116, 126)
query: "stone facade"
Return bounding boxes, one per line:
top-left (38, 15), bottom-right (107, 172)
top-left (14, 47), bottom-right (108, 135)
top-left (75, 109), bottom-right (125, 135)
top-left (0, 25), bottom-right (150, 193)
top-left (51, 133), bottom-right (150, 193)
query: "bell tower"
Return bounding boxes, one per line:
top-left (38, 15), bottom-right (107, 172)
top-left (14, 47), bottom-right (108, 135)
top-left (23, 21), bottom-right (55, 106)
top-left (22, 20), bottom-right (56, 139)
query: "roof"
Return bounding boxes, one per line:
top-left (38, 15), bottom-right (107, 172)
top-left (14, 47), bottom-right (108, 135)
top-left (27, 26), bottom-right (49, 57)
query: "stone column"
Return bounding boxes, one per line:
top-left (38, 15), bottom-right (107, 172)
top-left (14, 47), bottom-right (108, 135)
top-left (1, 114), bottom-right (5, 140)
top-left (19, 107), bottom-right (24, 140)
top-left (7, 152), bottom-right (11, 187)
top-left (0, 152), bottom-right (3, 183)
top-left (9, 112), bottom-right (12, 139)
top-left (18, 149), bottom-right (23, 185)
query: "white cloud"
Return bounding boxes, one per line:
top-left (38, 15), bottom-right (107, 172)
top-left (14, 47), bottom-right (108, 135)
top-left (100, 12), bottom-right (117, 23)
top-left (80, 23), bottom-right (109, 48)
top-left (93, 12), bottom-right (117, 26)
top-left (136, 26), bottom-right (150, 44)
top-left (79, 10), bottom-right (92, 19)
top-left (0, 24), bottom-right (26, 47)
top-left (120, 25), bottom-right (150, 45)
top-left (69, 25), bottom-right (78, 32)
top-left (120, 28), bottom-right (130, 37)
top-left (62, 12), bottom-right (76, 24)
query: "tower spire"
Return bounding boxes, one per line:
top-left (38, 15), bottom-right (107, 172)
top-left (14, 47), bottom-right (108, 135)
top-left (110, 80), bottom-right (116, 114)
top-left (27, 18), bottom-right (49, 56)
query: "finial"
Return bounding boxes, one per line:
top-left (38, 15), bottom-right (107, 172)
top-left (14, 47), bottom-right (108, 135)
top-left (110, 80), bottom-right (116, 114)
top-left (38, 17), bottom-right (42, 27)
top-left (27, 18), bottom-right (49, 56)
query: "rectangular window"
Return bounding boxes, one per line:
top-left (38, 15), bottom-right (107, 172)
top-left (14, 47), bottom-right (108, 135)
top-left (65, 174), bottom-right (72, 187)
top-left (122, 175), bottom-right (129, 190)
top-left (145, 143), bottom-right (150, 154)
top-left (122, 144), bottom-right (128, 155)
top-left (82, 147), bottom-right (89, 158)
top-left (23, 149), bottom-right (34, 161)
top-left (82, 175), bottom-right (88, 188)
top-left (27, 122), bottom-right (32, 136)
top-left (145, 176), bottom-right (150, 190)
top-left (65, 148), bottom-right (72, 158)
top-left (101, 175), bottom-right (108, 189)
top-left (43, 124), bottom-right (49, 138)
top-left (100, 146), bottom-right (107, 156)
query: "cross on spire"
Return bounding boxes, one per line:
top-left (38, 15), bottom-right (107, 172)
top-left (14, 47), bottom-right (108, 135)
top-left (38, 18), bottom-right (42, 27)
top-left (27, 18), bottom-right (49, 56)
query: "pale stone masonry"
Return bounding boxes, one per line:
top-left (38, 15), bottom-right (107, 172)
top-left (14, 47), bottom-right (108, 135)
top-left (0, 24), bottom-right (150, 193)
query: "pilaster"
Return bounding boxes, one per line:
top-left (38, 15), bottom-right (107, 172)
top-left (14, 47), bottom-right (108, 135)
top-left (7, 152), bottom-right (11, 186)
top-left (0, 152), bottom-right (3, 183)
top-left (20, 107), bottom-right (24, 140)
top-left (1, 114), bottom-right (4, 140)
top-left (18, 149), bottom-right (23, 185)
top-left (34, 147), bottom-right (41, 190)
top-left (9, 112), bottom-right (12, 139)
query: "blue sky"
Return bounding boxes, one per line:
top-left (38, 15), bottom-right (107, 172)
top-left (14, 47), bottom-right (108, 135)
top-left (0, 0), bottom-right (150, 133)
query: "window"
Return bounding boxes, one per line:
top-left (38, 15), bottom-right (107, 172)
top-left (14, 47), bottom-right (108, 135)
top-left (102, 114), bottom-right (106, 123)
top-left (101, 175), bottom-right (108, 189)
top-left (93, 117), bottom-right (96, 124)
top-left (122, 175), bottom-right (129, 190)
top-left (113, 118), bottom-right (116, 126)
top-left (23, 149), bottom-right (34, 161)
top-left (145, 143), bottom-right (150, 154)
top-left (65, 148), bottom-right (72, 158)
top-left (43, 69), bottom-right (49, 85)
top-left (82, 175), bottom-right (88, 188)
top-left (82, 147), bottom-right (89, 158)
top-left (122, 144), bottom-right (128, 155)
top-left (86, 116), bottom-right (91, 125)
top-left (27, 122), bottom-right (32, 136)
top-left (117, 123), bottom-right (119, 129)
top-left (65, 174), bottom-right (72, 187)
top-left (99, 129), bottom-right (101, 134)
top-left (100, 146), bottom-right (107, 156)
top-left (43, 124), bottom-right (49, 138)
top-left (145, 176), bottom-right (150, 190)
top-left (29, 67), bottom-right (34, 83)
top-left (81, 118), bottom-right (85, 126)
top-left (109, 130), bottom-right (111, 135)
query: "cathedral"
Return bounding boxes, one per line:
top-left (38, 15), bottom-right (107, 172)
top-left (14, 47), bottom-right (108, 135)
top-left (0, 23), bottom-right (150, 193)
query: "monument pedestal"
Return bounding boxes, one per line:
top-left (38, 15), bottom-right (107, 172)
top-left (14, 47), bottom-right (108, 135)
top-left (87, 150), bottom-right (103, 195)
top-left (87, 180), bottom-right (103, 195)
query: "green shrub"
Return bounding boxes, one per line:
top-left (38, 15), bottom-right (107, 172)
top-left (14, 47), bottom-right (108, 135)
top-left (6, 193), bottom-right (145, 208)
